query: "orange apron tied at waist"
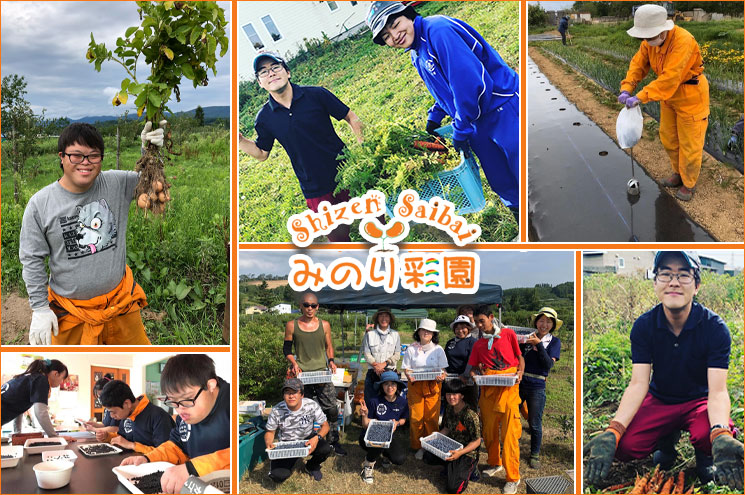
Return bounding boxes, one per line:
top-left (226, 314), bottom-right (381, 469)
top-left (48, 265), bottom-right (148, 345)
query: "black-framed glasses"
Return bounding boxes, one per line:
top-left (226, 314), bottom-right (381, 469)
top-left (302, 302), bottom-right (319, 309)
top-left (257, 64), bottom-right (284, 79)
top-left (162, 387), bottom-right (204, 408)
top-left (63, 152), bottom-right (103, 164)
top-left (656, 271), bottom-right (695, 284)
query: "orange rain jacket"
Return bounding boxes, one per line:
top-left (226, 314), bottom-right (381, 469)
top-left (48, 265), bottom-right (149, 345)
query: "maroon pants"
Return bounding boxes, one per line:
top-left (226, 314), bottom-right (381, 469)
top-left (616, 393), bottom-right (733, 460)
top-left (305, 189), bottom-right (351, 242)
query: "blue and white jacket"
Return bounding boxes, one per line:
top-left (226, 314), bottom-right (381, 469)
top-left (409, 15), bottom-right (519, 142)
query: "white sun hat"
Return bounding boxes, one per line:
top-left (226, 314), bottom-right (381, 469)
top-left (627, 4), bottom-right (674, 39)
top-left (417, 318), bottom-right (440, 333)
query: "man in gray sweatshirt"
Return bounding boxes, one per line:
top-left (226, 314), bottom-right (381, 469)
top-left (19, 122), bottom-right (163, 345)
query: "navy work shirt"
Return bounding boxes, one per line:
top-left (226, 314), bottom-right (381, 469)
top-left (1, 373), bottom-right (49, 425)
top-left (368, 394), bottom-right (409, 422)
top-left (254, 83), bottom-right (350, 199)
top-left (118, 396), bottom-right (175, 448)
top-left (631, 302), bottom-right (730, 404)
top-left (444, 336), bottom-right (476, 375)
top-left (521, 336), bottom-right (561, 390)
top-left (169, 377), bottom-right (230, 458)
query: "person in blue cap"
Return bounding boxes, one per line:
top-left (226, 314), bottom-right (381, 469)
top-left (239, 52), bottom-right (364, 242)
top-left (365, 2), bottom-right (520, 224)
top-left (558, 16), bottom-right (569, 46)
top-left (584, 251), bottom-right (743, 490)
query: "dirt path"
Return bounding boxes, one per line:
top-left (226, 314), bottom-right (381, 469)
top-left (529, 46), bottom-right (744, 242)
top-left (2, 292), bottom-right (31, 345)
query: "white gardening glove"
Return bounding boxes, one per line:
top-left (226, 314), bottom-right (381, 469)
top-left (141, 120), bottom-right (167, 149)
top-left (29, 307), bottom-right (59, 345)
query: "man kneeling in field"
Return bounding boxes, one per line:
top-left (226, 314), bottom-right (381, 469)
top-left (584, 251), bottom-right (743, 490)
top-left (264, 378), bottom-right (332, 483)
top-left (19, 122), bottom-right (164, 345)
top-left (120, 354), bottom-right (230, 494)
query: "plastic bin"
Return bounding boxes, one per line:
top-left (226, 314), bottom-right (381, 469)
top-left (1, 445), bottom-right (23, 468)
top-left (445, 373), bottom-right (474, 385)
top-left (420, 432), bottom-right (463, 460)
top-left (385, 125), bottom-right (485, 217)
top-left (473, 374), bottom-right (518, 387)
top-left (297, 370), bottom-right (333, 385)
top-left (409, 369), bottom-right (443, 382)
top-left (238, 400), bottom-right (265, 416)
top-left (265, 441), bottom-right (310, 460)
top-left (238, 421), bottom-right (266, 476)
top-left (525, 475), bottom-right (573, 494)
top-left (363, 420), bottom-right (394, 449)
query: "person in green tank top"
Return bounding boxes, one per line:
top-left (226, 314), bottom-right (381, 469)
top-left (284, 292), bottom-right (346, 456)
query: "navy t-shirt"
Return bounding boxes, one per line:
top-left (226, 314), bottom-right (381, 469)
top-left (254, 83), bottom-right (350, 199)
top-left (118, 397), bottom-right (175, 448)
top-left (1, 373), bottom-right (50, 425)
top-left (444, 337), bottom-right (476, 375)
top-left (521, 336), bottom-right (561, 390)
top-left (368, 394), bottom-right (409, 422)
top-left (169, 377), bottom-right (230, 458)
top-left (631, 302), bottom-right (730, 404)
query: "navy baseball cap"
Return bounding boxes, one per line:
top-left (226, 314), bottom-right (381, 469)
top-left (653, 251), bottom-right (701, 271)
top-left (253, 52), bottom-right (286, 73)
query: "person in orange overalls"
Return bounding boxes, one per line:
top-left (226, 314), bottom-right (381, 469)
top-left (469, 305), bottom-right (524, 495)
top-left (618, 4), bottom-right (709, 201)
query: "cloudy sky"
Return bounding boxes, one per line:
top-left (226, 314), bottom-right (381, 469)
top-left (1, 1), bottom-right (230, 119)
top-left (240, 250), bottom-right (575, 288)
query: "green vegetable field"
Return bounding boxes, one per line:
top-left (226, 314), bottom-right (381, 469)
top-left (239, 1), bottom-right (519, 242)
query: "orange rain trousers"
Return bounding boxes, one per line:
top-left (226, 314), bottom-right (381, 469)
top-left (408, 379), bottom-right (442, 450)
top-left (479, 367), bottom-right (522, 482)
top-left (620, 25), bottom-right (709, 189)
top-left (48, 265), bottom-right (150, 345)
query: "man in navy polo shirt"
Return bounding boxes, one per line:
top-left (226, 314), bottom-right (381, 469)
top-left (98, 380), bottom-right (174, 453)
top-left (239, 52), bottom-right (363, 242)
top-left (584, 251), bottom-right (743, 490)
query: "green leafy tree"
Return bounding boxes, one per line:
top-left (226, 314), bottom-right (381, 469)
top-left (528, 3), bottom-right (549, 27)
top-left (1, 74), bottom-right (49, 203)
top-left (194, 105), bottom-right (205, 126)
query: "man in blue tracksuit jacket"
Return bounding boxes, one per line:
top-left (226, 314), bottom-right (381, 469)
top-left (366, 2), bottom-right (520, 219)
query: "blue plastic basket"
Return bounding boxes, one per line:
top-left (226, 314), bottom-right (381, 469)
top-left (385, 125), bottom-right (485, 217)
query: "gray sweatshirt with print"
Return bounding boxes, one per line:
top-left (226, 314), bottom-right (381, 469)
top-left (19, 170), bottom-right (138, 309)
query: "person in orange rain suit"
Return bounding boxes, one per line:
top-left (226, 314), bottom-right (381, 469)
top-left (119, 355), bottom-right (229, 494)
top-left (469, 305), bottom-right (525, 495)
top-left (618, 4), bottom-right (709, 202)
top-left (19, 122), bottom-right (166, 345)
top-left (402, 318), bottom-right (449, 459)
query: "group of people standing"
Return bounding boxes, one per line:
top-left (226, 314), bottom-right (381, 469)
top-left (266, 292), bottom-right (563, 494)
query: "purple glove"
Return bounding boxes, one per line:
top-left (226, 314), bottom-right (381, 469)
top-left (625, 96), bottom-right (640, 108)
top-left (617, 91), bottom-right (630, 105)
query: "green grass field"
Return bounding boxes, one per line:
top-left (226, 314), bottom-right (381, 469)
top-left (238, 1), bottom-right (519, 242)
top-left (583, 271), bottom-right (744, 493)
top-left (1, 125), bottom-right (229, 345)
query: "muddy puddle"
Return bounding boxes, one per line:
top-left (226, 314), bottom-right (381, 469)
top-left (527, 57), bottom-right (714, 242)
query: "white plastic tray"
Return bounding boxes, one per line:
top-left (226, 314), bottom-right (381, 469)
top-left (420, 432), bottom-right (463, 460)
top-left (78, 442), bottom-right (123, 457)
top-left (24, 437), bottom-right (67, 454)
top-left (297, 370), bottom-right (332, 385)
top-left (363, 420), bottom-right (394, 448)
top-left (113, 461), bottom-right (175, 493)
top-left (1, 445), bottom-right (24, 468)
top-left (266, 441), bottom-right (310, 459)
top-left (473, 374), bottom-right (519, 387)
top-left (408, 369), bottom-right (443, 381)
top-left (238, 400), bottom-right (265, 415)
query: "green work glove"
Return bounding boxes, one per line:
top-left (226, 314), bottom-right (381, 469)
top-left (583, 431), bottom-right (617, 486)
top-left (712, 434), bottom-right (744, 490)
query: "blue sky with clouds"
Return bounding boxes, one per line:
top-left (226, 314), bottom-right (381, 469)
top-left (0, 1), bottom-right (230, 119)
top-left (240, 250), bottom-right (575, 288)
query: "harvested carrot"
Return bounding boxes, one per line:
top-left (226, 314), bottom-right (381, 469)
top-left (683, 484), bottom-right (694, 494)
top-left (672, 471), bottom-right (684, 494)
top-left (413, 140), bottom-right (448, 152)
top-left (659, 477), bottom-right (674, 494)
top-left (629, 474), bottom-right (648, 494)
top-left (649, 466), bottom-right (663, 493)
top-left (604, 481), bottom-right (633, 492)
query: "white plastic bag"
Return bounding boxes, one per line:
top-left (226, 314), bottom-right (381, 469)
top-left (616, 105), bottom-right (643, 149)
